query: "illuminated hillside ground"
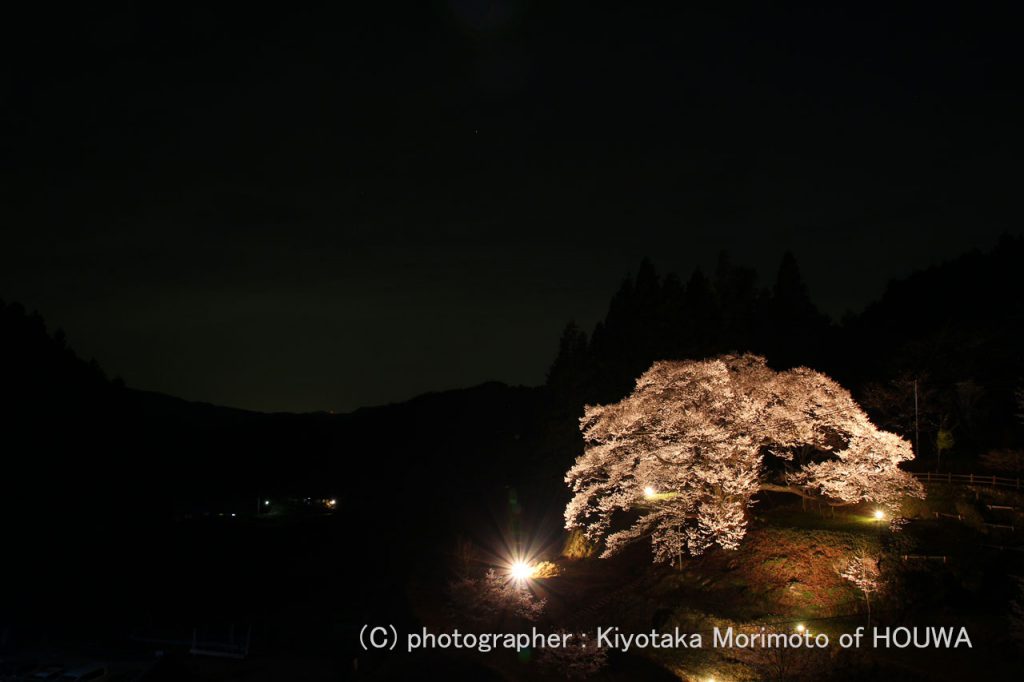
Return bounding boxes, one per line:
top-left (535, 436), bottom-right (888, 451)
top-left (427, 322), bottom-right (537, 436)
top-left (536, 494), bottom-right (1024, 681)
top-left (545, 514), bottom-right (872, 626)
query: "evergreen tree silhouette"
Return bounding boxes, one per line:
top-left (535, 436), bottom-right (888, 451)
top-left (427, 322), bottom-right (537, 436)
top-left (546, 321), bottom-right (589, 400)
top-left (681, 268), bottom-right (721, 357)
top-left (766, 251), bottom-right (831, 368)
top-left (714, 251), bottom-right (764, 354)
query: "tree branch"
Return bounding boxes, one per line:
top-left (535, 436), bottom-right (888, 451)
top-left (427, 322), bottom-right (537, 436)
top-left (758, 483), bottom-right (857, 507)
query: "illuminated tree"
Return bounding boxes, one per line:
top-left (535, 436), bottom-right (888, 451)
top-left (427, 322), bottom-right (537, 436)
top-left (449, 569), bottom-right (545, 624)
top-left (564, 355), bottom-right (924, 562)
top-left (840, 551), bottom-right (881, 624)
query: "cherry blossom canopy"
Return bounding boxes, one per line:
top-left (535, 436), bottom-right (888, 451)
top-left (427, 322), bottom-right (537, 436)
top-left (565, 355), bottom-right (924, 562)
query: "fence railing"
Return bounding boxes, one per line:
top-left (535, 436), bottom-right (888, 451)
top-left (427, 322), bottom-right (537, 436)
top-left (902, 554), bottom-right (948, 562)
top-left (912, 472), bottom-right (1022, 490)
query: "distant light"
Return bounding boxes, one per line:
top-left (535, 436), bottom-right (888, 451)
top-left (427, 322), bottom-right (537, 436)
top-left (264, 500), bottom-right (270, 506)
top-left (796, 623), bottom-right (805, 633)
top-left (874, 509), bottom-right (885, 520)
top-left (643, 486), bottom-right (656, 498)
top-left (510, 560), bottom-right (535, 582)
top-left (326, 498), bottom-right (337, 509)
top-left (230, 513), bottom-right (236, 517)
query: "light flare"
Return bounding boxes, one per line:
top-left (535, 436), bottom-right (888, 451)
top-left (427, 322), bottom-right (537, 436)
top-left (509, 560), bottom-right (536, 582)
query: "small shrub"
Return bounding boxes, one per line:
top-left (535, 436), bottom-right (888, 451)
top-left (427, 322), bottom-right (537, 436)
top-left (980, 449), bottom-right (1024, 475)
top-left (533, 560), bottom-right (562, 578)
top-left (562, 528), bottom-right (597, 559)
top-left (954, 499), bottom-right (985, 530)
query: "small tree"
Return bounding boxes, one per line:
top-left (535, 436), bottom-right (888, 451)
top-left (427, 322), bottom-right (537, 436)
top-left (840, 551), bottom-right (881, 625)
top-left (935, 419), bottom-right (955, 471)
top-left (565, 355), bottom-right (924, 562)
top-left (730, 624), bottom-right (830, 682)
top-left (449, 569), bottom-right (545, 625)
top-left (538, 631), bottom-right (608, 678)
top-left (861, 373), bottom-right (937, 449)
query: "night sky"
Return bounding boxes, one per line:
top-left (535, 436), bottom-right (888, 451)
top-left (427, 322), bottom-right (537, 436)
top-left (2, 2), bottom-right (1020, 412)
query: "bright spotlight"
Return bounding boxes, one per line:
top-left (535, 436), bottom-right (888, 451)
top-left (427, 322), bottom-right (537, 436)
top-left (874, 509), bottom-right (885, 520)
top-left (643, 486), bottom-right (656, 498)
top-left (510, 560), bottom-right (535, 582)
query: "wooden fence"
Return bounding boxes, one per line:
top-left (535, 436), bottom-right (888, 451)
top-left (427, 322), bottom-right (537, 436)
top-left (912, 472), bottom-right (1023, 490)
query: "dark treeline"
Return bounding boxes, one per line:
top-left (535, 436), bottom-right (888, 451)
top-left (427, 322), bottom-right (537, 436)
top-left (546, 235), bottom-right (1024, 464)
top-left (1, 299), bottom-right (123, 514)
top-left (547, 251), bottom-right (830, 406)
top-left (0, 299), bottom-right (118, 400)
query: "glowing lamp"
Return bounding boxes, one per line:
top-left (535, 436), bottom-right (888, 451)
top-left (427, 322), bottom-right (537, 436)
top-left (796, 624), bottom-right (805, 633)
top-left (874, 509), bottom-right (885, 520)
top-left (643, 486), bottom-right (656, 498)
top-left (510, 560), bottom-right (535, 582)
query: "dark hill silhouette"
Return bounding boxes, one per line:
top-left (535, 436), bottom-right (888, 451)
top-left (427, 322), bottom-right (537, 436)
top-left (839, 235), bottom-right (1024, 456)
top-left (3, 238), bottom-right (1022, 529)
top-left (845, 234), bottom-right (1024, 382)
top-left (2, 238), bottom-right (1022, 625)
top-left (4, 238), bottom-right (1022, 526)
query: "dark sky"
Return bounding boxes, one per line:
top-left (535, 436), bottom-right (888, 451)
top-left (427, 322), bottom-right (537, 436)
top-left (2, 2), bottom-right (1021, 412)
